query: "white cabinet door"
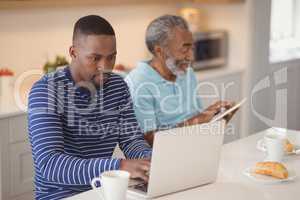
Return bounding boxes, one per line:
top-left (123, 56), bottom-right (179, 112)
top-left (8, 114), bottom-right (34, 200)
top-left (198, 72), bottom-right (243, 143)
top-left (13, 192), bottom-right (34, 200)
top-left (9, 142), bottom-right (34, 198)
top-left (9, 115), bottom-right (28, 143)
top-left (0, 118), bottom-right (10, 200)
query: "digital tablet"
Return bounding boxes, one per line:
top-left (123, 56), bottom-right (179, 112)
top-left (210, 98), bottom-right (247, 123)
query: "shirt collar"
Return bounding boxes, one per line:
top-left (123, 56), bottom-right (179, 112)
top-left (64, 66), bottom-right (112, 95)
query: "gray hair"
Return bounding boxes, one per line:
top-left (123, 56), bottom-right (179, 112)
top-left (145, 15), bottom-right (189, 55)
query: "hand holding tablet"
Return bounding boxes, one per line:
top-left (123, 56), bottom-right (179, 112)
top-left (211, 98), bottom-right (247, 123)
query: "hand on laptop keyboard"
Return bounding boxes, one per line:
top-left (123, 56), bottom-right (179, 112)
top-left (120, 159), bottom-right (151, 182)
top-left (132, 182), bottom-right (148, 193)
top-left (129, 179), bottom-right (148, 193)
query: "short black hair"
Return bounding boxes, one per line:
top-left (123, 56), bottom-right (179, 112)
top-left (72, 15), bottom-right (115, 42)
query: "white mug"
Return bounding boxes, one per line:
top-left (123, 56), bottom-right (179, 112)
top-left (91, 170), bottom-right (130, 200)
top-left (264, 131), bottom-right (286, 162)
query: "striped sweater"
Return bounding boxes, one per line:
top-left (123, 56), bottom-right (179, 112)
top-left (28, 67), bottom-right (152, 200)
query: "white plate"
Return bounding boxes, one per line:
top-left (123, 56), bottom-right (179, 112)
top-left (243, 167), bottom-right (297, 184)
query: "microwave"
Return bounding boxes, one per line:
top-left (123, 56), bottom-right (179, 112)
top-left (192, 30), bottom-right (228, 70)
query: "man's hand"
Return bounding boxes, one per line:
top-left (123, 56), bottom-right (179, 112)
top-left (187, 100), bottom-right (236, 125)
top-left (120, 159), bottom-right (151, 182)
top-left (206, 101), bottom-right (232, 113)
top-left (206, 100), bottom-right (236, 123)
top-left (223, 102), bottom-right (237, 122)
top-left (188, 110), bottom-right (218, 125)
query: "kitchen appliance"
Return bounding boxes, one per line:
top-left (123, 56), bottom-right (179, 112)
top-left (192, 30), bottom-right (228, 70)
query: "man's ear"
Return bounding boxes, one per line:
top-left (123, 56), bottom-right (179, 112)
top-left (153, 45), bottom-right (166, 60)
top-left (69, 45), bottom-right (76, 59)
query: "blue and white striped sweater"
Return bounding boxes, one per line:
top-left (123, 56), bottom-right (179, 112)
top-left (28, 67), bottom-right (152, 200)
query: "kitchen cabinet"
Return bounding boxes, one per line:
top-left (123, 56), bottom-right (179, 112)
top-left (0, 113), bottom-right (34, 200)
top-left (196, 68), bottom-right (244, 143)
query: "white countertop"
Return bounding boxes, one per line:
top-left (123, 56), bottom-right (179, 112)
top-left (194, 66), bottom-right (245, 81)
top-left (66, 128), bottom-right (299, 200)
top-left (0, 106), bottom-right (25, 119)
top-left (0, 95), bottom-right (26, 119)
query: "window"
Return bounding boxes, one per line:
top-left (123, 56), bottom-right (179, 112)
top-left (269, 0), bottom-right (300, 63)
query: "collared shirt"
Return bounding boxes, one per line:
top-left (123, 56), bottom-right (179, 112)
top-left (28, 66), bottom-right (151, 200)
top-left (125, 61), bottom-right (203, 133)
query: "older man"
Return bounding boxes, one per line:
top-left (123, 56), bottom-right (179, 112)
top-left (125, 15), bottom-right (235, 146)
top-left (28, 15), bottom-right (151, 200)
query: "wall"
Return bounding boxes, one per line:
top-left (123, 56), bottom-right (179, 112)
top-left (183, 2), bottom-right (250, 137)
top-left (246, 0), bottom-right (300, 135)
top-left (245, 0), bottom-right (272, 135)
top-left (276, 60), bottom-right (300, 131)
top-left (188, 2), bottom-right (249, 69)
top-left (0, 2), bottom-right (250, 76)
top-left (0, 4), bottom-right (179, 77)
top-left (193, 0), bottom-right (300, 135)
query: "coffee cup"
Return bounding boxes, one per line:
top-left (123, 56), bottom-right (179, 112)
top-left (91, 170), bottom-right (130, 200)
top-left (264, 131), bottom-right (286, 162)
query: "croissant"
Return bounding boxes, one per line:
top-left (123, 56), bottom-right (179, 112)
top-left (254, 162), bottom-right (288, 179)
top-left (284, 139), bottom-right (294, 153)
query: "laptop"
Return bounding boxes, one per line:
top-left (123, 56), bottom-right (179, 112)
top-left (127, 120), bottom-right (226, 199)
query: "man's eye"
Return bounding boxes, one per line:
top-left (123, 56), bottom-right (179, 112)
top-left (182, 46), bottom-right (194, 53)
top-left (107, 55), bottom-right (115, 61)
top-left (181, 48), bottom-right (189, 53)
top-left (93, 57), bottom-right (100, 62)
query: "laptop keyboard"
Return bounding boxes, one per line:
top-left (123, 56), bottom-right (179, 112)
top-left (130, 182), bottom-right (148, 193)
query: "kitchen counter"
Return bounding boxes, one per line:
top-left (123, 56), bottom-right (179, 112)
top-left (0, 66), bottom-right (245, 119)
top-left (194, 66), bottom-right (245, 81)
top-left (0, 106), bottom-right (25, 119)
top-left (0, 90), bottom-right (27, 119)
top-left (0, 76), bottom-right (28, 119)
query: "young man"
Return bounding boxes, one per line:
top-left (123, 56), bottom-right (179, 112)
top-left (125, 15), bottom-right (236, 146)
top-left (28, 15), bottom-right (151, 200)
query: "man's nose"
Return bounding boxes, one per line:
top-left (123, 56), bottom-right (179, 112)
top-left (97, 59), bottom-right (109, 70)
top-left (186, 48), bottom-right (194, 62)
top-left (96, 67), bottom-right (103, 73)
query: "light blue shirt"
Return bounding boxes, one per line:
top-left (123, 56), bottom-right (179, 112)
top-left (125, 61), bottom-right (203, 133)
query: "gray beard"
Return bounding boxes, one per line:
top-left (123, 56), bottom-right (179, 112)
top-left (165, 58), bottom-right (187, 77)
